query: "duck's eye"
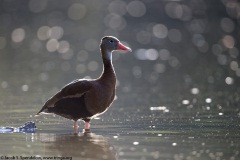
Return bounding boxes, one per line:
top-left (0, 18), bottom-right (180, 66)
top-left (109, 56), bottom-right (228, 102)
top-left (109, 40), bottom-right (114, 43)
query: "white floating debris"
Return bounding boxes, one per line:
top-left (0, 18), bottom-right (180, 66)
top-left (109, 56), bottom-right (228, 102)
top-left (22, 84), bottom-right (29, 92)
top-left (113, 136), bottom-right (118, 139)
top-left (182, 100), bottom-right (190, 105)
top-left (206, 106), bottom-right (210, 110)
top-left (218, 112), bottom-right (223, 116)
top-left (164, 109), bottom-right (169, 113)
top-left (191, 88), bottom-right (200, 94)
top-left (217, 105), bottom-right (222, 109)
top-left (150, 106), bottom-right (166, 111)
top-left (205, 98), bottom-right (212, 103)
top-left (225, 77), bottom-right (234, 85)
top-left (172, 142), bottom-right (177, 146)
top-left (133, 142), bottom-right (139, 145)
top-left (150, 106), bottom-right (170, 113)
top-left (149, 125), bottom-right (156, 128)
top-left (157, 134), bottom-right (162, 136)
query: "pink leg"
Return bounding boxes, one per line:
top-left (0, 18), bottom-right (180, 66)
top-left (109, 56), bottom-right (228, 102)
top-left (84, 121), bottom-right (90, 130)
top-left (73, 121), bottom-right (79, 133)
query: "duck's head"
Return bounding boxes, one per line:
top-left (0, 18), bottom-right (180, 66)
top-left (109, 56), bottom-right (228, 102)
top-left (100, 36), bottom-right (132, 53)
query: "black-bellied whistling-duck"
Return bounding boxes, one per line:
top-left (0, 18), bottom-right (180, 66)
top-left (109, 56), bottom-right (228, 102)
top-left (36, 36), bottom-right (131, 132)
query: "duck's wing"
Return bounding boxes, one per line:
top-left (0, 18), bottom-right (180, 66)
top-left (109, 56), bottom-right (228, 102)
top-left (36, 79), bottom-right (92, 115)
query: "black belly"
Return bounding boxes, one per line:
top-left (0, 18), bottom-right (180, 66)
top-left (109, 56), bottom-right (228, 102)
top-left (48, 94), bottom-right (93, 121)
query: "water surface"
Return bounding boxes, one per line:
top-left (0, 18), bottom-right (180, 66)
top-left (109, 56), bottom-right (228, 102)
top-left (0, 103), bottom-right (239, 160)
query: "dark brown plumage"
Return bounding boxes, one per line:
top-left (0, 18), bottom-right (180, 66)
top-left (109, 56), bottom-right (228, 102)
top-left (36, 36), bottom-right (131, 132)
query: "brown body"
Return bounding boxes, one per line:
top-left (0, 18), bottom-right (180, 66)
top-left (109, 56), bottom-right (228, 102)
top-left (36, 36), bottom-right (131, 131)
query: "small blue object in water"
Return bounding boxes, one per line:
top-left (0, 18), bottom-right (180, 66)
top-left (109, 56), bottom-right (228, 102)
top-left (0, 121), bottom-right (36, 133)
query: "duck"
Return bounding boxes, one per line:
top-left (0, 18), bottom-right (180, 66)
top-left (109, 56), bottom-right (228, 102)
top-left (36, 36), bottom-right (132, 132)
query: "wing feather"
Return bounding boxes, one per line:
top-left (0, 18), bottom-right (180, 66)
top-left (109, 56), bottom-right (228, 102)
top-left (36, 79), bottom-right (92, 115)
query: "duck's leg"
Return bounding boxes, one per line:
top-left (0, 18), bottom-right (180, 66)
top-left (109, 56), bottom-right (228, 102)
top-left (84, 121), bottom-right (90, 130)
top-left (73, 121), bottom-right (79, 133)
top-left (83, 119), bottom-right (91, 132)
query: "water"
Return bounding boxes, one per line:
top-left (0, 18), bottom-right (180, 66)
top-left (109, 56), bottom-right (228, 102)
top-left (0, 103), bottom-right (239, 160)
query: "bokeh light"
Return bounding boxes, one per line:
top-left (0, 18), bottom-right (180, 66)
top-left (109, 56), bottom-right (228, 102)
top-left (38, 72), bottom-right (49, 81)
top-left (168, 29), bottom-right (182, 43)
top-left (49, 26), bottom-right (64, 40)
top-left (76, 64), bottom-right (86, 74)
top-left (222, 35), bottom-right (235, 48)
top-left (46, 39), bottom-right (59, 52)
top-left (37, 26), bottom-right (51, 41)
top-left (152, 24), bottom-right (168, 39)
top-left (165, 2), bottom-right (192, 20)
top-left (68, 3), bottom-right (87, 20)
top-left (77, 50), bottom-right (89, 62)
top-left (60, 48), bottom-right (74, 60)
top-left (29, 39), bottom-right (42, 53)
top-left (225, 77), bottom-right (234, 85)
top-left (12, 28), bottom-right (25, 43)
top-left (136, 30), bottom-right (151, 44)
top-left (84, 39), bottom-right (99, 51)
top-left (220, 17), bottom-right (235, 33)
top-left (28, 0), bottom-right (47, 13)
top-left (191, 88), bottom-right (200, 95)
top-left (108, 0), bottom-right (127, 16)
top-left (88, 61), bottom-right (99, 72)
top-left (127, 1), bottom-right (146, 17)
top-left (132, 66), bottom-right (142, 78)
top-left (154, 63), bottom-right (165, 74)
top-left (159, 49), bottom-right (170, 61)
top-left (205, 98), bottom-right (212, 103)
top-left (22, 84), bottom-right (29, 92)
top-left (1, 81), bottom-right (8, 89)
top-left (58, 40), bottom-right (70, 54)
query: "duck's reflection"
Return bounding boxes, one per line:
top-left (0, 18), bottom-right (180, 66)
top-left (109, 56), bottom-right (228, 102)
top-left (31, 131), bottom-right (117, 160)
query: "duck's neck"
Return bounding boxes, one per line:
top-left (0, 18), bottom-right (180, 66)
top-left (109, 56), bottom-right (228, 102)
top-left (99, 49), bottom-right (116, 85)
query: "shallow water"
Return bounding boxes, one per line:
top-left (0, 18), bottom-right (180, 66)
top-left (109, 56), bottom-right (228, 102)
top-left (0, 103), bottom-right (239, 160)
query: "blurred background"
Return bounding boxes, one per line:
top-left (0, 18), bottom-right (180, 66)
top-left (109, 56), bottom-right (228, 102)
top-left (0, 0), bottom-right (239, 116)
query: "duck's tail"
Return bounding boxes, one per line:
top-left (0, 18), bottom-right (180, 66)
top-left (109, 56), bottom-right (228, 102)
top-left (35, 105), bottom-right (50, 116)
